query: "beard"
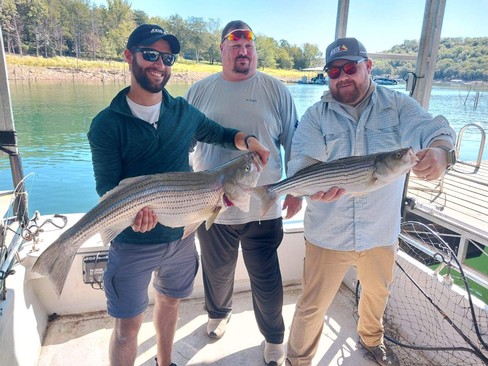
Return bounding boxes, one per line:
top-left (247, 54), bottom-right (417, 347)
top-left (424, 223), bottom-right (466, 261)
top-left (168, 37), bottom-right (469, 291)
top-left (232, 56), bottom-right (251, 74)
top-left (132, 57), bottom-right (170, 93)
top-left (330, 80), bottom-right (363, 105)
top-left (330, 74), bottom-right (372, 105)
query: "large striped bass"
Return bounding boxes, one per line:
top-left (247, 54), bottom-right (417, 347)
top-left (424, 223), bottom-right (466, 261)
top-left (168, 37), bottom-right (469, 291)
top-left (253, 147), bottom-right (418, 216)
top-left (32, 152), bottom-right (263, 296)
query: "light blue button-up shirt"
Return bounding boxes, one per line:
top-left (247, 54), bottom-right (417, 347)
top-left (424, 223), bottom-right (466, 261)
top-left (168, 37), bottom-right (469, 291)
top-left (288, 85), bottom-right (456, 251)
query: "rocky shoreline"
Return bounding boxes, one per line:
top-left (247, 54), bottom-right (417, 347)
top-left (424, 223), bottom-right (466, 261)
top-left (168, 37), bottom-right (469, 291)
top-left (7, 64), bottom-right (213, 84)
top-left (7, 64), bottom-right (487, 87)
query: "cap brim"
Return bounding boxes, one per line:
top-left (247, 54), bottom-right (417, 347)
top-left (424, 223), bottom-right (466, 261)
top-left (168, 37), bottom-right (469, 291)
top-left (139, 34), bottom-right (180, 54)
top-left (325, 55), bottom-right (364, 68)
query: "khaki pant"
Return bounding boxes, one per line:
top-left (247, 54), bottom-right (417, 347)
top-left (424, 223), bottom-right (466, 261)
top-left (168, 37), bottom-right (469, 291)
top-left (286, 240), bottom-right (397, 366)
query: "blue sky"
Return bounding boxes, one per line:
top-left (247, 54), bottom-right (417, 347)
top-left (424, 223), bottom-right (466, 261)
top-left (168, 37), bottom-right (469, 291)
top-left (95, 0), bottom-right (487, 53)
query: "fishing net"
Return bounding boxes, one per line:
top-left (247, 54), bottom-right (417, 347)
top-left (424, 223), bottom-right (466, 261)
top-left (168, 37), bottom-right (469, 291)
top-left (355, 221), bottom-right (488, 365)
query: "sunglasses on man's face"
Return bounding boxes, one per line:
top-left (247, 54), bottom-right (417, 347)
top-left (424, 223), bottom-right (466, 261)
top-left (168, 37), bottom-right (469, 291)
top-left (134, 48), bottom-right (176, 66)
top-left (325, 59), bottom-right (367, 79)
top-left (222, 29), bottom-right (256, 42)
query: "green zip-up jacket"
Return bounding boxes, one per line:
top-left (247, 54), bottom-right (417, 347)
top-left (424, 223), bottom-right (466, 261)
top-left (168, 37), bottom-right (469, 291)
top-left (87, 86), bottom-right (239, 244)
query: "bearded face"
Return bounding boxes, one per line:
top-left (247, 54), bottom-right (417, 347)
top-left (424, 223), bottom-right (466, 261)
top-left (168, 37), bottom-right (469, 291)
top-left (131, 53), bottom-right (171, 93)
top-left (328, 59), bottom-right (372, 106)
top-left (220, 32), bottom-right (258, 81)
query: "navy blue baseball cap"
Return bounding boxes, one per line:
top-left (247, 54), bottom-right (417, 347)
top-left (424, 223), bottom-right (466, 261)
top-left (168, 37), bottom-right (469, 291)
top-left (127, 24), bottom-right (180, 54)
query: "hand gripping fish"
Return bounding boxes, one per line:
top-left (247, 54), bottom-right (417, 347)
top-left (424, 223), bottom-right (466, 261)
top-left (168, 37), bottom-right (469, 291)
top-left (253, 147), bottom-right (418, 216)
top-left (32, 152), bottom-right (263, 296)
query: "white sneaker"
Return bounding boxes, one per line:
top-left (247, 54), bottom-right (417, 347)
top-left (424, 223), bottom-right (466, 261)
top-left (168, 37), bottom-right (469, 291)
top-left (264, 341), bottom-right (285, 366)
top-left (206, 316), bottom-right (230, 339)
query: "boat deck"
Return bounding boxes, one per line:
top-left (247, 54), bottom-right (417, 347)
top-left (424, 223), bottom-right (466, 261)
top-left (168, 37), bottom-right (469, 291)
top-left (37, 285), bottom-right (379, 366)
top-left (407, 160), bottom-right (488, 238)
top-left (32, 160), bottom-right (488, 366)
top-left (406, 159), bottom-right (488, 268)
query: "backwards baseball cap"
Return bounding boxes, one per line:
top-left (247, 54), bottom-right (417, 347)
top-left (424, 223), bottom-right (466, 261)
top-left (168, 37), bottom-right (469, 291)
top-left (127, 24), bottom-right (180, 54)
top-left (325, 37), bottom-right (368, 67)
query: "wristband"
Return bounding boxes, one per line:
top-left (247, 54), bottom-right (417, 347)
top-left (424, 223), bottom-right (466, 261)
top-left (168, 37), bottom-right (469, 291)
top-left (244, 135), bottom-right (257, 149)
top-left (436, 145), bottom-right (456, 170)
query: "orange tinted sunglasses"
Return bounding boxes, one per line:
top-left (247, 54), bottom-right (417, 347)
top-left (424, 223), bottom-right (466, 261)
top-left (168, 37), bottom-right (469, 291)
top-left (222, 29), bottom-right (256, 42)
top-left (325, 59), bottom-right (366, 79)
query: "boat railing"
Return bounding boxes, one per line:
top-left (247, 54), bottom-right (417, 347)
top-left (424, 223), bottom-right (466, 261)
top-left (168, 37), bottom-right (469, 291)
top-left (409, 122), bottom-right (486, 194)
top-left (0, 190), bottom-right (22, 301)
top-left (441, 122), bottom-right (486, 193)
top-left (455, 122), bottom-right (486, 169)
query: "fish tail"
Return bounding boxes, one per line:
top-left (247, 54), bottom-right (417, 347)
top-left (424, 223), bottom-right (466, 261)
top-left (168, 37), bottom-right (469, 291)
top-left (253, 186), bottom-right (277, 217)
top-left (31, 233), bottom-right (79, 297)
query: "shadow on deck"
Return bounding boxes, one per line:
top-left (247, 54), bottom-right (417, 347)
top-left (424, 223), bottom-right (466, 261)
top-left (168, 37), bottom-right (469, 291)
top-left (38, 285), bottom-right (379, 366)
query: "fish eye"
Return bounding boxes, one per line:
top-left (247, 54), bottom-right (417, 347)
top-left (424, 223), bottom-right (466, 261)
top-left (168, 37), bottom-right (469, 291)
top-left (245, 164), bottom-right (251, 172)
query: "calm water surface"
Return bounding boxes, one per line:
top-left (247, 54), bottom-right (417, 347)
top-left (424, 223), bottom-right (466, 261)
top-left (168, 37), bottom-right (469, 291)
top-left (1, 81), bottom-right (487, 215)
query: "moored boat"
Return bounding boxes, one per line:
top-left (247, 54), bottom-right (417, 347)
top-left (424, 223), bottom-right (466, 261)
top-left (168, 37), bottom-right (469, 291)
top-left (373, 77), bottom-right (398, 85)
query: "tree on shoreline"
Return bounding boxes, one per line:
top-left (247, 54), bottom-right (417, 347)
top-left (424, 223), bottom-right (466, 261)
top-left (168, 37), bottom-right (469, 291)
top-left (1, 0), bottom-right (487, 81)
top-left (0, 0), bottom-right (325, 70)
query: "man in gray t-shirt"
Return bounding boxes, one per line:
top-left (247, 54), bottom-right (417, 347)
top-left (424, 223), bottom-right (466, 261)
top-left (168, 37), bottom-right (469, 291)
top-left (186, 20), bottom-right (301, 366)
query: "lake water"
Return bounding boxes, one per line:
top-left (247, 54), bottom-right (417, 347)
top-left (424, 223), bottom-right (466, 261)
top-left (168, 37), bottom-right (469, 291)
top-left (1, 81), bottom-right (487, 216)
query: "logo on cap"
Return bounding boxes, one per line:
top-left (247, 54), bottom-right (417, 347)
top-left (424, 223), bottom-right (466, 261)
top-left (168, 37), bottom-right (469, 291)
top-left (330, 44), bottom-right (348, 56)
top-left (150, 28), bottom-right (166, 35)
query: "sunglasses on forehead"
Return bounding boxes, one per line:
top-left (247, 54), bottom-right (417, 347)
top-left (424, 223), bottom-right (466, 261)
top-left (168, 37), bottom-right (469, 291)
top-left (222, 29), bottom-right (256, 42)
top-left (134, 48), bottom-right (177, 66)
top-left (325, 58), bottom-right (366, 79)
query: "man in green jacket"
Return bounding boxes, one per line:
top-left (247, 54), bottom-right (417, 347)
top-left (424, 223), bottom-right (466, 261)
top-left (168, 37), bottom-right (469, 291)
top-left (88, 23), bottom-right (269, 366)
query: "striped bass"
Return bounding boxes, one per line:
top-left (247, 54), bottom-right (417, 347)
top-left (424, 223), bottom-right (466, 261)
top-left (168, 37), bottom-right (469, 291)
top-left (253, 147), bottom-right (418, 216)
top-left (32, 152), bottom-right (263, 296)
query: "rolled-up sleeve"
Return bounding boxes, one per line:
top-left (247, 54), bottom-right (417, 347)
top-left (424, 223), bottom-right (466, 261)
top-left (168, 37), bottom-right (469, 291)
top-left (396, 95), bottom-right (456, 149)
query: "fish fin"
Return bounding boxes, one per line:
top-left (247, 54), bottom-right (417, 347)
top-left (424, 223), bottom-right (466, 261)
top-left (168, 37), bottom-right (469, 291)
top-left (205, 206), bottom-right (222, 230)
top-left (289, 156), bottom-right (323, 177)
top-left (182, 221), bottom-right (204, 239)
top-left (99, 175), bottom-right (149, 203)
top-left (100, 219), bottom-right (133, 245)
top-left (31, 228), bottom-right (79, 297)
top-left (228, 192), bottom-right (251, 212)
top-left (252, 186), bottom-right (277, 217)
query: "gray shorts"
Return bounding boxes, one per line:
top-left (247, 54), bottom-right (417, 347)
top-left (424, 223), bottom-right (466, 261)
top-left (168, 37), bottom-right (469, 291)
top-left (103, 233), bottom-right (199, 318)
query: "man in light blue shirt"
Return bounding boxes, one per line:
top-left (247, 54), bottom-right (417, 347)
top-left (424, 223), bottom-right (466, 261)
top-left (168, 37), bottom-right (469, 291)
top-left (286, 37), bottom-right (456, 366)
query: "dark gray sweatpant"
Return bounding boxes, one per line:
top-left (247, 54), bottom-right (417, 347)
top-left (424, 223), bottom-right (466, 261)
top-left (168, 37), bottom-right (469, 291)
top-left (197, 218), bottom-right (285, 344)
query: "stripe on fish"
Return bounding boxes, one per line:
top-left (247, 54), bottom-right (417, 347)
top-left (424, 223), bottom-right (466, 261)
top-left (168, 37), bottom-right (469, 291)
top-left (31, 152), bottom-right (263, 296)
top-left (253, 147), bottom-right (418, 216)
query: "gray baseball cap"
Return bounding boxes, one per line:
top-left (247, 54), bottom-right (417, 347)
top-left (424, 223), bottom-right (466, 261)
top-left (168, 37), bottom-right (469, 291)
top-left (325, 37), bottom-right (368, 67)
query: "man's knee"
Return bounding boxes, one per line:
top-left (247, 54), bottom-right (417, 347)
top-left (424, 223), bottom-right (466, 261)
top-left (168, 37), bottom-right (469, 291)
top-left (113, 316), bottom-right (144, 342)
top-left (155, 292), bottom-right (180, 309)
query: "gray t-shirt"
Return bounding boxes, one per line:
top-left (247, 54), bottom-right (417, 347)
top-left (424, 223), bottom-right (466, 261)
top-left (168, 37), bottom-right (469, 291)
top-left (186, 71), bottom-right (298, 224)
